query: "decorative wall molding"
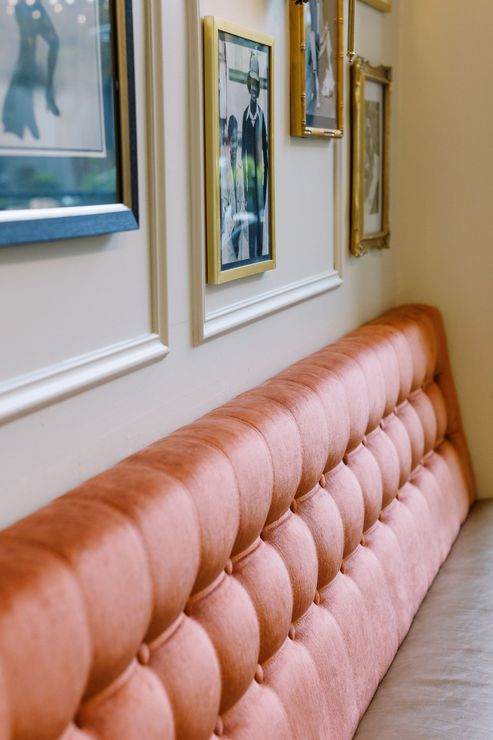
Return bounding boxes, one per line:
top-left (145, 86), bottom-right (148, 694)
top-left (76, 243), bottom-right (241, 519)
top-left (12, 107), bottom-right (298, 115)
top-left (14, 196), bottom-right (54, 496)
top-left (189, 0), bottom-right (345, 345)
top-left (0, 1), bottom-right (169, 426)
top-left (204, 270), bottom-right (343, 340)
top-left (0, 335), bottom-right (167, 425)
top-left (188, 0), bottom-right (209, 346)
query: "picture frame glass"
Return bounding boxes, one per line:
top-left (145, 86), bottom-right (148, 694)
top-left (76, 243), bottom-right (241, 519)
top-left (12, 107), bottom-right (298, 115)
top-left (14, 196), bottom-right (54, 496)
top-left (218, 30), bottom-right (272, 271)
top-left (0, 0), bottom-right (121, 213)
top-left (363, 78), bottom-right (384, 236)
top-left (350, 57), bottom-right (390, 257)
top-left (304, 0), bottom-right (340, 132)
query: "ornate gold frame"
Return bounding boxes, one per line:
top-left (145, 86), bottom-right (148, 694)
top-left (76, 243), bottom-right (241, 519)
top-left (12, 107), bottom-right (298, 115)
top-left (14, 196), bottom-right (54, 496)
top-left (289, 0), bottom-right (344, 138)
top-left (203, 17), bottom-right (276, 284)
top-left (360, 0), bottom-right (392, 12)
top-left (350, 57), bottom-right (392, 257)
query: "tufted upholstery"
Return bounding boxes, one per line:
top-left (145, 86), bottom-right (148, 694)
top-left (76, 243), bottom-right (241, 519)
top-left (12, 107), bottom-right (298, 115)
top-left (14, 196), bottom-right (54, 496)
top-left (0, 305), bottom-right (475, 740)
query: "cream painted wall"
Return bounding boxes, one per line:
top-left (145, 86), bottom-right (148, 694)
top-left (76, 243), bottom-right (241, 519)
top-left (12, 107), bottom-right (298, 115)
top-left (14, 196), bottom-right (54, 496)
top-left (396, 0), bottom-right (493, 498)
top-left (0, 1), bottom-right (401, 527)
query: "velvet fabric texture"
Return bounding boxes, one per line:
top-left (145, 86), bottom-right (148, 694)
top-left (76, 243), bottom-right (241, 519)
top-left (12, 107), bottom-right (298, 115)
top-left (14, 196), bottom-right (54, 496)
top-left (0, 305), bottom-right (476, 739)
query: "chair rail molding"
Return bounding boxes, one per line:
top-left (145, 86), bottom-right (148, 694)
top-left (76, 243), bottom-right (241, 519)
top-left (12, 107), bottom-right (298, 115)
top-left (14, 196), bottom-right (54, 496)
top-left (0, 0), bottom-right (169, 426)
top-left (188, 0), bottom-right (344, 345)
top-left (0, 336), bottom-right (166, 425)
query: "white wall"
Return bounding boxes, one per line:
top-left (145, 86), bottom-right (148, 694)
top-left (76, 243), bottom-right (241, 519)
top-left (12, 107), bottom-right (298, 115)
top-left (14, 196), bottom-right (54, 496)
top-left (0, 1), bottom-right (401, 527)
top-left (396, 0), bottom-right (493, 498)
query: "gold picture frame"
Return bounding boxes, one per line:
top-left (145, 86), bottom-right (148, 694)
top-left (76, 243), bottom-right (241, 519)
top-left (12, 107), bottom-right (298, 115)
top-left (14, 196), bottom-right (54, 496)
top-left (360, 0), bottom-right (392, 12)
top-left (350, 57), bottom-right (391, 257)
top-left (203, 17), bottom-right (276, 284)
top-left (290, 0), bottom-right (344, 138)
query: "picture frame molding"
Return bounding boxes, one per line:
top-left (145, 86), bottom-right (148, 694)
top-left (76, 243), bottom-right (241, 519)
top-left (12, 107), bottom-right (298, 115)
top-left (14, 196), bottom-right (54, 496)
top-left (350, 56), bottom-right (392, 257)
top-left (203, 16), bottom-right (276, 285)
top-left (188, 1), bottom-right (344, 345)
top-left (289, 0), bottom-right (344, 139)
top-left (0, 0), bottom-right (139, 248)
top-left (0, 0), bottom-right (169, 425)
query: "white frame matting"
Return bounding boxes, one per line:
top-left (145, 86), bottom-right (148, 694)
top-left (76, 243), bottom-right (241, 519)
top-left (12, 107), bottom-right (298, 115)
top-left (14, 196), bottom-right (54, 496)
top-left (189, 0), bottom-right (344, 344)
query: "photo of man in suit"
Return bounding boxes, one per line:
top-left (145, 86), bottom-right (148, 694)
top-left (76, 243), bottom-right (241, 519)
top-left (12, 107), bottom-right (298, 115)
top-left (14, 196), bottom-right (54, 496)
top-left (216, 31), bottom-right (271, 273)
top-left (241, 52), bottom-right (269, 261)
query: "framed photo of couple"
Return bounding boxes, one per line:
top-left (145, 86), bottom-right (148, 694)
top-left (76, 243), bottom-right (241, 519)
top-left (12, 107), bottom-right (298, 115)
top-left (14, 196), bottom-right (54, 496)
top-left (0, 0), bottom-right (138, 247)
top-left (203, 16), bottom-right (275, 284)
top-left (350, 57), bottom-right (391, 257)
top-left (290, 0), bottom-right (344, 138)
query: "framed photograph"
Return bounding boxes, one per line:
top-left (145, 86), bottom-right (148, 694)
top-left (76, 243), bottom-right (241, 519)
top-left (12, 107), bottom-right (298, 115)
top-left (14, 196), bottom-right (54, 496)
top-left (203, 17), bottom-right (275, 284)
top-left (360, 0), bottom-right (392, 12)
top-left (350, 57), bottom-right (391, 257)
top-left (0, 0), bottom-right (138, 247)
top-left (290, 0), bottom-right (343, 138)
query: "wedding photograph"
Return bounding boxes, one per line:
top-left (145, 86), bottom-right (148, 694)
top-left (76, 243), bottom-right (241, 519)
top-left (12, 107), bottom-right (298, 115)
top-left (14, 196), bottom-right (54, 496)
top-left (204, 17), bottom-right (275, 284)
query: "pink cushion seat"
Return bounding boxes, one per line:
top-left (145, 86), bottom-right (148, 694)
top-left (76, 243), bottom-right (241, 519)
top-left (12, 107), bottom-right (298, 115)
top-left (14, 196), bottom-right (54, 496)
top-left (0, 305), bottom-right (476, 739)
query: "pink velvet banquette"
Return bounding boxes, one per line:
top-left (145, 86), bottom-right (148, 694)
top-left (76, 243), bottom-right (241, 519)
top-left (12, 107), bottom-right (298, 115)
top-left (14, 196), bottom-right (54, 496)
top-left (0, 304), bottom-right (476, 739)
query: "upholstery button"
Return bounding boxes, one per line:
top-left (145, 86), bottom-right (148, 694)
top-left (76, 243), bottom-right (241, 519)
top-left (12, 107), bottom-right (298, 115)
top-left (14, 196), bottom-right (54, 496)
top-left (137, 643), bottom-right (150, 666)
top-left (360, 535), bottom-right (366, 547)
top-left (290, 500), bottom-right (298, 514)
top-left (225, 559), bottom-right (233, 575)
top-left (340, 561), bottom-right (347, 575)
top-left (289, 625), bottom-right (296, 640)
top-left (215, 717), bottom-right (224, 736)
top-left (314, 590), bottom-right (321, 606)
top-left (319, 474), bottom-right (327, 488)
top-left (255, 665), bottom-right (264, 684)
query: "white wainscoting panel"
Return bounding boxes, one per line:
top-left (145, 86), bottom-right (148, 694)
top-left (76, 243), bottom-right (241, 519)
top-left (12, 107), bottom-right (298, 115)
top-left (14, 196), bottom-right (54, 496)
top-left (0, 1), bottom-right (169, 425)
top-left (189, 0), bottom-right (344, 344)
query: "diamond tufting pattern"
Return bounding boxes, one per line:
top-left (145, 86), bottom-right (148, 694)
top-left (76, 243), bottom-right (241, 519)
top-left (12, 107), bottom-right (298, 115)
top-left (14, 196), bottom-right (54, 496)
top-left (0, 305), bottom-right (475, 740)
